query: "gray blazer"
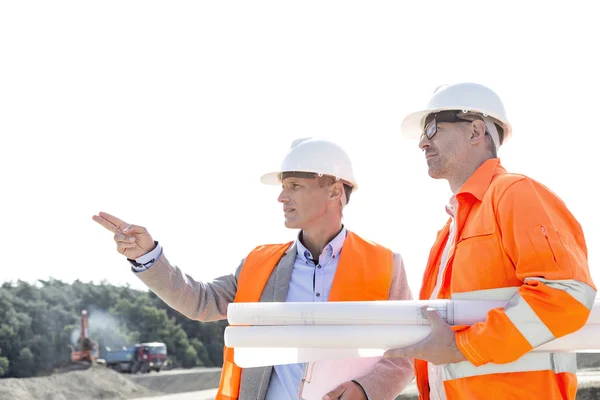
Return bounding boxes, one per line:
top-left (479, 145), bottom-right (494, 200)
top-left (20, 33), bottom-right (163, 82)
top-left (134, 240), bottom-right (415, 399)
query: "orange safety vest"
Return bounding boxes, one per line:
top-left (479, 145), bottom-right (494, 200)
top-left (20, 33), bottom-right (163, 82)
top-left (415, 158), bottom-right (596, 400)
top-left (215, 231), bottom-right (394, 400)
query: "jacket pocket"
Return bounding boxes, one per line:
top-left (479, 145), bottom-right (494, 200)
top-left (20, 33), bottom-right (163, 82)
top-left (451, 233), bottom-right (508, 292)
top-left (524, 224), bottom-right (570, 278)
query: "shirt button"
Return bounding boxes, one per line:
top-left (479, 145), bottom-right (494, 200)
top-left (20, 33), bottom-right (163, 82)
top-left (317, 265), bottom-right (321, 269)
top-left (316, 292), bottom-right (321, 297)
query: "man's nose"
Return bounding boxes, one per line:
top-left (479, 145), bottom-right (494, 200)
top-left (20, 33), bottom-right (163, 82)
top-left (278, 190), bottom-right (290, 203)
top-left (419, 134), bottom-right (431, 150)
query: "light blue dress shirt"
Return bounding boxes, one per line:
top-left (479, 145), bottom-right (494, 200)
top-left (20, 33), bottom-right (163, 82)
top-left (265, 227), bottom-right (346, 400)
top-left (131, 227), bottom-right (348, 399)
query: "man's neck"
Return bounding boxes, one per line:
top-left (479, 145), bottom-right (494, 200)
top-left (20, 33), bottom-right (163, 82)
top-left (300, 223), bottom-right (343, 261)
top-left (448, 155), bottom-right (491, 193)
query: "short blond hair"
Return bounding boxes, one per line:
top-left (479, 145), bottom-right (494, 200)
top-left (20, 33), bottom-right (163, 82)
top-left (279, 171), bottom-right (352, 205)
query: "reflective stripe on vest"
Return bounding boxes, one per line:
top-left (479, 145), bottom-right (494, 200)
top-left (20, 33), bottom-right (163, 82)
top-left (215, 231), bottom-right (394, 400)
top-left (445, 285), bottom-right (585, 381)
top-left (453, 282), bottom-right (594, 351)
top-left (442, 352), bottom-right (576, 381)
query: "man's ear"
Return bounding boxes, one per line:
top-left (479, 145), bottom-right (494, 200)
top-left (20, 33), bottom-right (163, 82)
top-left (469, 120), bottom-right (487, 144)
top-left (329, 182), bottom-right (343, 202)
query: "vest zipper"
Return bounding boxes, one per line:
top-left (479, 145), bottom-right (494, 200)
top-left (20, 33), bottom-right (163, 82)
top-left (541, 226), bottom-right (557, 262)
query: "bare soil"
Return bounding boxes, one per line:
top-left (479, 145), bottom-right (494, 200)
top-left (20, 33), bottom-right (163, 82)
top-left (0, 365), bottom-right (156, 400)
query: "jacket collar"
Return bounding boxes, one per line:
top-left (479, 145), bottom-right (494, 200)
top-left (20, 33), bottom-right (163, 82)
top-left (456, 158), bottom-right (506, 202)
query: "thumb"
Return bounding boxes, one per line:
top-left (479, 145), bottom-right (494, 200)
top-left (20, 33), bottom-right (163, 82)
top-left (323, 383), bottom-right (347, 400)
top-left (383, 344), bottom-right (413, 359)
top-left (422, 306), bottom-right (447, 329)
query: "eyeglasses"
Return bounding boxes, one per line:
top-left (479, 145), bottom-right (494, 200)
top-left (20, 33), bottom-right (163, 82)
top-left (421, 110), bottom-right (479, 141)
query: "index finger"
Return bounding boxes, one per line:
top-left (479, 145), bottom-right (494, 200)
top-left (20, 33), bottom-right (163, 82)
top-left (92, 212), bottom-right (128, 233)
top-left (92, 215), bottom-right (119, 233)
top-left (98, 211), bottom-right (128, 229)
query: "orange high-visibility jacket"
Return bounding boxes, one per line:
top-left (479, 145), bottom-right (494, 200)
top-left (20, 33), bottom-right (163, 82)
top-left (415, 158), bottom-right (596, 400)
top-left (216, 231), bottom-right (394, 400)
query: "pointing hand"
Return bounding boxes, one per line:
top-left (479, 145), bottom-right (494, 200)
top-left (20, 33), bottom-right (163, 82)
top-left (92, 211), bottom-right (155, 260)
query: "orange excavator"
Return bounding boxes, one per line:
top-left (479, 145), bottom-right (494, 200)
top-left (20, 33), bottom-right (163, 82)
top-left (54, 310), bottom-right (105, 374)
top-left (71, 310), bottom-right (97, 363)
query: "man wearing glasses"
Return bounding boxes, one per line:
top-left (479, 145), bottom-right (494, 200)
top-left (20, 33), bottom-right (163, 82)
top-left (384, 82), bottom-right (596, 400)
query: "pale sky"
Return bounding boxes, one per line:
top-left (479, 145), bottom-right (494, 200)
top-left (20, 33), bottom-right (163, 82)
top-left (1, 1), bottom-right (598, 298)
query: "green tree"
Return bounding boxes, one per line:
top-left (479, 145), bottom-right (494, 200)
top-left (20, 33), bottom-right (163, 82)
top-left (0, 347), bottom-right (9, 377)
top-left (12, 347), bottom-right (35, 378)
top-left (112, 296), bottom-right (199, 368)
top-left (148, 291), bottom-right (226, 366)
top-left (190, 338), bottom-right (209, 366)
top-left (0, 279), bottom-right (222, 377)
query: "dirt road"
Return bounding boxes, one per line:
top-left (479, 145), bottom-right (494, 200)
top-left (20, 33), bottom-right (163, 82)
top-left (134, 371), bottom-right (600, 400)
top-left (135, 389), bottom-right (218, 400)
top-left (127, 367), bottom-right (221, 395)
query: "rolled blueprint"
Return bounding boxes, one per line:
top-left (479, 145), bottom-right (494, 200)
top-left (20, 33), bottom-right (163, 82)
top-left (227, 299), bottom-right (600, 326)
top-left (225, 325), bottom-right (432, 349)
top-left (226, 299), bottom-right (600, 368)
top-left (226, 325), bottom-right (600, 368)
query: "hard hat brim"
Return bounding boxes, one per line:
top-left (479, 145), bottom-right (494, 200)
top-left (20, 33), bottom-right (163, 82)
top-left (260, 171), bottom-right (281, 186)
top-left (260, 170), bottom-right (359, 192)
top-left (400, 106), bottom-right (461, 139)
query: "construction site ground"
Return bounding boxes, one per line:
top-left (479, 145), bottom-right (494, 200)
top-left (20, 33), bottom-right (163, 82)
top-left (1, 354), bottom-right (600, 400)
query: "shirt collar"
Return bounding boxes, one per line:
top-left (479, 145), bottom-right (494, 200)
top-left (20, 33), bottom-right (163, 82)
top-left (296, 226), bottom-right (347, 264)
top-left (445, 195), bottom-right (458, 218)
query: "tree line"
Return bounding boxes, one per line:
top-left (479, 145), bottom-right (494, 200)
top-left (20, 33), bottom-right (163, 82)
top-left (0, 279), bottom-right (227, 378)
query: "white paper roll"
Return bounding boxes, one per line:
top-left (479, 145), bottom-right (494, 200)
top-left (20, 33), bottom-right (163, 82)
top-left (229, 325), bottom-right (600, 368)
top-left (225, 325), bottom-right (432, 349)
top-left (227, 299), bottom-right (600, 326)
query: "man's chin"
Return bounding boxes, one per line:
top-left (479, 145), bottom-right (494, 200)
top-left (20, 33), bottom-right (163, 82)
top-left (427, 167), bottom-right (444, 179)
top-left (284, 218), bottom-right (301, 229)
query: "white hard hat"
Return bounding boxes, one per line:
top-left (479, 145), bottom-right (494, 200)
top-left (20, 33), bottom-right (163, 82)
top-left (260, 137), bottom-right (358, 192)
top-left (401, 82), bottom-right (512, 145)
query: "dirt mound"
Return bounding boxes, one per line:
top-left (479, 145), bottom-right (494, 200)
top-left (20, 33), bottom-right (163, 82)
top-left (0, 366), bottom-right (156, 400)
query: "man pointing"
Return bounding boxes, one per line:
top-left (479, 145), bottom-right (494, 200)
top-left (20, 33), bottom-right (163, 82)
top-left (94, 137), bottom-right (414, 400)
